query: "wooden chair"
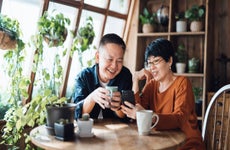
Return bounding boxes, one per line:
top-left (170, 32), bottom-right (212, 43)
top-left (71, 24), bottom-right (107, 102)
top-left (202, 84), bottom-right (230, 150)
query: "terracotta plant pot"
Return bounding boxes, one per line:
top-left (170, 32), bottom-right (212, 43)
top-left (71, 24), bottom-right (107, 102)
top-left (142, 24), bottom-right (154, 33)
top-left (190, 21), bottom-right (203, 32)
top-left (0, 30), bottom-right (17, 50)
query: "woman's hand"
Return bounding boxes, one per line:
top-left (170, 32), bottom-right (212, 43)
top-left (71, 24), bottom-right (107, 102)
top-left (121, 102), bottom-right (145, 119)
top-left (133, 68), bottom-right (153, 83)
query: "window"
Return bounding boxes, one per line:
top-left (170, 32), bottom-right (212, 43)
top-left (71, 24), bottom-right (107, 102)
top-left (0, 0), bottom-right (133, 119)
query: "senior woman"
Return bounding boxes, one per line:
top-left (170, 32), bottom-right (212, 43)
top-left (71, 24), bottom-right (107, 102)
top-left (121, 38), bottom-right (205, 150)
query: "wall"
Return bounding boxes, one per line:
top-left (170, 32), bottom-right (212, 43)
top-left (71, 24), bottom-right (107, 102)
top-left (207, 0), bottom-right (230, 91)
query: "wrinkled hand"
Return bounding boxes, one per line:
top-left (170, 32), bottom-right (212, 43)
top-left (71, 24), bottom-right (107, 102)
top-left (110, 91), bottom-right (122, 111)
top-left (87, 87), bottom-right (111, 109)
top-left (121, 102), bottom-right (144, 119)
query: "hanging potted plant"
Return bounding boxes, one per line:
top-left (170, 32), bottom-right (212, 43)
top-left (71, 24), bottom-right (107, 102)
top-left (175, 11), bottom-right (187, 32)
top-left (0, 14), bottom-right (24, 50)
top-left (37, 10), bottom-right (70, 47)
top-left (175, 43), bottom-right (187, 73)
top-left (185, 5), bottom-right (205, 32)
top-left (139, 8), bottom-right (158, 33)
top-left (71, 16), bottom-right (95, 69)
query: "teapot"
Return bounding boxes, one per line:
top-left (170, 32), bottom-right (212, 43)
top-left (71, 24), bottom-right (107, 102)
top-left (157, 5), bottom-right (169, 27)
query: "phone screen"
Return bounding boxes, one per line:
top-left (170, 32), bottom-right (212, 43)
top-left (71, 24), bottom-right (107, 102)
top-left (121, 90), bottom-right (135, 106)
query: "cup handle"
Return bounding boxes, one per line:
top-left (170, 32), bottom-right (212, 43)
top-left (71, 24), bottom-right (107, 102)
top-left (150, 113), bottom-right (159, 129)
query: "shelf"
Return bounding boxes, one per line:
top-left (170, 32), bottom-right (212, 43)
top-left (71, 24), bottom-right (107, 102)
top-left (174, 73), bottom-right (205, 77)
top-left (137, 31), bottom-right (205, 37)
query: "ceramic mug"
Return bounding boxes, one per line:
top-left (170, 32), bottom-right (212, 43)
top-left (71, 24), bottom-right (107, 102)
top-left (105, 86), bottom-right (118, 108)
top-left (136, 110), bottom-right (159, 135)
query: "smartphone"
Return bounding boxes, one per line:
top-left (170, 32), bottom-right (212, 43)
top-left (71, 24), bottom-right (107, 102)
top-left (121, 90), bottom-right (135, 106)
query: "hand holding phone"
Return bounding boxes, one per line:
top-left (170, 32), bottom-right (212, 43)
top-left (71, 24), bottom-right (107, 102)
top-left (121, 90), bottom-right (135, 107)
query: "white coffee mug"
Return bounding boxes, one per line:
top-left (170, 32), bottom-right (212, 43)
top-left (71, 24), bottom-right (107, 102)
top-left (136, 110), bottom-right (159, 135)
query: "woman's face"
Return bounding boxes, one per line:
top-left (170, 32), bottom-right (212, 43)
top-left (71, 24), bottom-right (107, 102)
top-left (95, 43), bottom-right (124, 83)
top-left (146, 56), bottom-right (172, 82)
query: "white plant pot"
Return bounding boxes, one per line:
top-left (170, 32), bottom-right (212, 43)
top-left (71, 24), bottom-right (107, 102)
top-left (190, 21), bottom-right (203, 32)
top-left (176, 63), bottom-right (186, 73)
top-left (176, 21), bottom-right (187, 32)
top-left (77, 118), bottom-right (94, 134)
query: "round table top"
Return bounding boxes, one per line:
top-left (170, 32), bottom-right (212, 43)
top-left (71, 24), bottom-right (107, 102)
top-left (30, 119), bottom-right (186, 150)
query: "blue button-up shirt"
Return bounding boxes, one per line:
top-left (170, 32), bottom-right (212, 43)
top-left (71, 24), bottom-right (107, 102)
top-left (73, 64), bottom-right (132, 120)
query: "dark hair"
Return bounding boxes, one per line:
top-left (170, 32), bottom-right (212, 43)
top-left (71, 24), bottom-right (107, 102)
top-left (99, 33), bottom-right (126, 51)
top-left (145, 38), bottom-right (174, 62)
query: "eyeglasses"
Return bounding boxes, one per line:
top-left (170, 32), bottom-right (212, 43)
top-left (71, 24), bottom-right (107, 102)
top-left (146, 58), bottom-right (163, 67)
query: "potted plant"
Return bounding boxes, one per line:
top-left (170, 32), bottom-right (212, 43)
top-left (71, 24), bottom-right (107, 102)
top-left (46, 102), bottom-right (77, 135)
top-left (175, 44), bottom-right (187, 73)
top-left (77, 113), bottom-right (94, 137)
top-left (193, 87), bottom-right (203, 116)
top-left (175, 11), bottom-right (187, 32)
top-left (71, 16), bottom-right (95, 69)
top-left (54, 118), bottom-right (74, 141)
top-left (185, 5), bottom-right (205, 32)
top-left (0, 14), bottom-right (24, 50)
top-left (188, 57), bottom-right (200, 73)
top-left (37, 10), bottom-right (70, 47)
top-left (139, 8), bottom-right (157, 33)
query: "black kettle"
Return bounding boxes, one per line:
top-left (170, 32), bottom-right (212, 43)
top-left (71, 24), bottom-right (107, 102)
top-left (157, 5), bottom-right (169, 27)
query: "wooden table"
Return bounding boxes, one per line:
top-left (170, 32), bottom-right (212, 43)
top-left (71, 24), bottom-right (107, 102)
top-left (30, 119), bottom-right (186, 150)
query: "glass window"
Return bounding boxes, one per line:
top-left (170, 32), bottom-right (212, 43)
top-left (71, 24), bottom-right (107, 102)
top-left (66, 10), bottom-right (104, 98)
top-left (109, 0), bottom-right (130, 15)
top-left (84, 0), bottom-right (108, 9)
top-left (104, 16), bottom-right (125, 37)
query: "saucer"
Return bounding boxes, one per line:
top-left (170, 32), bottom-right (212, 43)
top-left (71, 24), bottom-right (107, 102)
top-left (77, 131), bottom-right (94, 138)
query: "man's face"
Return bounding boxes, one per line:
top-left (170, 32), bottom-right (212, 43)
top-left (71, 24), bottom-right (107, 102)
top-left (96, 43), bottom-right (124, 83)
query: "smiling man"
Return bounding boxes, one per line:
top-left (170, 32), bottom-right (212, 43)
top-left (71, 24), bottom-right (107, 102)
top-left (73, 33), bottom-right (132, 120)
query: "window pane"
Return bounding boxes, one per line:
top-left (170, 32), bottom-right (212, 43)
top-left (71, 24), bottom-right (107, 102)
top-left (104, 16), bottom-right (125, 36)
top-left (32, 2), bottom-right (78, 97)
top-left (109, 0), bottom-right (130, 14)
top-left (84, 0), bottom-right (108, 9)
top-left (66, 10), bottom-right (104, 99)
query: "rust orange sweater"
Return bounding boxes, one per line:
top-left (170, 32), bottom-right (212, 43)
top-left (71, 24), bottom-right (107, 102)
top-left (135, 76), bottom-right (205, 150)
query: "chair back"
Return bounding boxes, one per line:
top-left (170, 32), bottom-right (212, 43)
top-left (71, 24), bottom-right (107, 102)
top-left (202, 84), bottom-right (230, 150)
